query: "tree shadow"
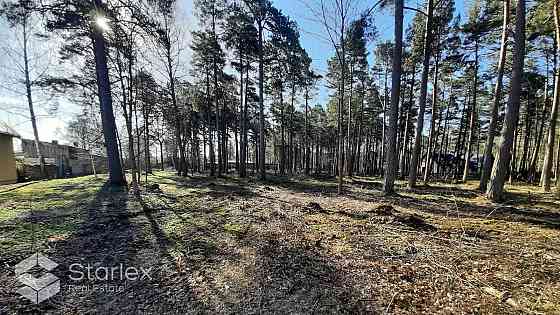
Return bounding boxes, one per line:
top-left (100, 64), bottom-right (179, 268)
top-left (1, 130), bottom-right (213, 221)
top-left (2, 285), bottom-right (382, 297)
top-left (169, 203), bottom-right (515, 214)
top-left (369, 185), bottom-right (560, 231)
top-left (0, 181), bottom-right (37, 194)
top-left (264, 176), bottom-right (339, 195)
top-left (410, 184), bottom-right (480, 197)
top-left (202, 182), bottom-right (259, 199)
top-left (2, 181), bottom-right (191, 313)
top-left (258, 175), bottom-right (560, 231)
top-left (1, 182), bottom-right (126, 312)
top-left (249, 238), bottom-right (371, 313)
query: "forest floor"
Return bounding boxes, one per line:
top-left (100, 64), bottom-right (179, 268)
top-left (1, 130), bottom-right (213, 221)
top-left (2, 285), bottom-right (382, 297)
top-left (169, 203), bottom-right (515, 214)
top-left (1, 171), bottom-right (560, 314)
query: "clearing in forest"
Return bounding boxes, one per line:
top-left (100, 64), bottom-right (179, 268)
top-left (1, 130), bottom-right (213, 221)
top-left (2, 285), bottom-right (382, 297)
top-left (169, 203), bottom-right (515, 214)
top-left (0, 172), bottom-right (559, 314)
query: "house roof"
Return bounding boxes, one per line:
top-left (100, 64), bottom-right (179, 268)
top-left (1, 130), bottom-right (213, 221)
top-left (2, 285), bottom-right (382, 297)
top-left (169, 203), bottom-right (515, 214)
top-left (0, 121), bottom-right (21, 138)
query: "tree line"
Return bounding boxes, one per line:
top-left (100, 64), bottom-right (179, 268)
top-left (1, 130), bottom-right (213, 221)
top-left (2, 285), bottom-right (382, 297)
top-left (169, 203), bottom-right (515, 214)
top-left (1, 0), bottom-right (559, 201)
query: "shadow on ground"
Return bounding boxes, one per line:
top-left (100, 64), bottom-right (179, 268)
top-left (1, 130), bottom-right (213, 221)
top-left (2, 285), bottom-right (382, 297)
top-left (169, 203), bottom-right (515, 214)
top-left (2, 173), bottom-right (560, 314)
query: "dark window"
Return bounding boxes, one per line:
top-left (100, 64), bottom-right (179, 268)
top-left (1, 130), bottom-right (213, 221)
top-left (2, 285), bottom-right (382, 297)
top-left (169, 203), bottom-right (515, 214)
top-left (68, 147), bottom-right (77, 160)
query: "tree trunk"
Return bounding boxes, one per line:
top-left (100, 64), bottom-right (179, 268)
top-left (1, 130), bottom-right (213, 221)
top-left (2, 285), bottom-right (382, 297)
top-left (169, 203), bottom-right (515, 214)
top-left (243, 65), bottom-right (250, 176)
top-left (205, 68), bottom-right (216, 176)
top-left (454, 92), bottom-right (468, 179)
top-left (480, 0), bottom-right (510, 191)
top-left (383, 0), bottom-right (404, 193)
top-left (280, 83), bottom-right (286, 175)
top-left (463, 39), bottom-right (479, 182)
top-left (258, 20), bottom-right (266, 180)
top-left (510, 125), bottom-right (519, 183)
top-left (145, 117), bottom-right (151, 177)
top-left (408, 0), bottom-right (434, 188)
top-left (347, 61), bottom-right (354, 177)
top-left (115, 51), bottom-right (137, 192)
top-left (424, 47), bottom-right (440, 182)
top-left (336, 10), bottom-right (346, 194)
top-left (304, 88), bottom-right (310, 176)
top-left (400, 63), bottom-right (416, 178)
top-left (517, 99), bottom-right (532, 176)
top-left (238, 52), bottom-right (245, 177)
top-left (355, 80), bottom-right (366, 175)
top-left (161, 18), bottom-right (185, 177)
top-left (381, 60), bottom-right (388, 175)
top-left (556, 136), bottom-right (560, 184)
top-left (487, 0), bottom-right (526, 201)
top-left (22, 17), bottom-right (46, 178)
top-left (133, 77), bottom-right (142, 184)
top-left (542, 5), bottom-right (560, 192)
top-left (528, 60), bottom-right (549, 182)
top-left (439, 102), bottom-right (451, 178)
top-left (159, 140), bottom-right (164, 171)
top-left (291, 81), bottom-right (297, 175)
top-left (222, 108), bottom-right (227, 173)
top-left (91, 2), bottom-right (125, 186)
top-left (89, 150), bottom-right (97, 177)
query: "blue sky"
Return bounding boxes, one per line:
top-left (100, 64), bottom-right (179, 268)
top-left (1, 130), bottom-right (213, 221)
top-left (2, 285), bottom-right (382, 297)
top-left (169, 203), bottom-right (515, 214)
top-left (270, 0), bottom-right (468, 106)
top-left (0, 0), bottom-right (468, 143)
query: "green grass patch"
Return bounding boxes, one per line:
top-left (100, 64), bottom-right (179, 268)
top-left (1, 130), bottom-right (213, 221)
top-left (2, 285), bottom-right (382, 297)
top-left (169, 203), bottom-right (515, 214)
top-left (223, 223), bottom-right (249, 237)
top-left (0, 175), bottom-right (105, 253)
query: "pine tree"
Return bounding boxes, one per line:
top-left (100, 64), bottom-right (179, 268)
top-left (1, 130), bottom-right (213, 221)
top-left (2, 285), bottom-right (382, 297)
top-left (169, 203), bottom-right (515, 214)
top-left (383, 0), bottom-right (404, 193)
top-left (0, 0), bottom-right (47, 178)
top-left (408, 0), bottom-right (435, 188)
top-left (540, 0), bottom-right (560, 192)
top-left (487, 0), bottom-right (526, 201)
top-left (480, 0), bottom-right (511, 191)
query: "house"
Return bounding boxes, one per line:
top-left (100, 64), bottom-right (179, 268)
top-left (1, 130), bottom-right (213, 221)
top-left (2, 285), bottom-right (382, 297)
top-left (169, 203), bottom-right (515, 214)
top-left (0, 121), bottom-right (20, 185)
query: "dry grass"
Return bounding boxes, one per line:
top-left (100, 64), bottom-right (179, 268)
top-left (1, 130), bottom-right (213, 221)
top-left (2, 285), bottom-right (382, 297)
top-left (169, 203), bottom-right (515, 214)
top-left (1, 172), bottom-right (559, 314)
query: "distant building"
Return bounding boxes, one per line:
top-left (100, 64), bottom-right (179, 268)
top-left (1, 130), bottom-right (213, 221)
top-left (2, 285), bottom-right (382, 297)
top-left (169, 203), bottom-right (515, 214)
top-left (15, 139), bottom-right (108, 180)
top-left (0, 121), bottom-right (20, 185)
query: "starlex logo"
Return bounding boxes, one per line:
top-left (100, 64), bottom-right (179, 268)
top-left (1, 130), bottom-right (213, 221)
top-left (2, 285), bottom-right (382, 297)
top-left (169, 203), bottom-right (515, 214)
top-left (15, 253), bottom-right (60, 304)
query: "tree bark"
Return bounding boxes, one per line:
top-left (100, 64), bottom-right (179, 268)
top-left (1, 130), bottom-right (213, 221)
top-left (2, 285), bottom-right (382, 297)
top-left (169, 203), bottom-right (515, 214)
top-left (280, 82), bottom-right (286, 175)
top-left (91, 1), bottom-right (125, 186)
top-left (463, 38), bottom-right (479, 182)
top-left (455, 92), bottom-right (468, 179)
top-left (258, 20), bottom-right (266, 180)
top-left (487, 0), bottom-right (526, 201)
top-left (336, 6), bottom-right (346, 195)
top-left (304, 87), bottom-right (310, 175)
top-left (205, 69), bottom-right (215, 176)
top-left (424, 47), bottom-right (440, 183)
top-left (347, 61), bottom-right (354, 177)
top-left (542, 3), bottom-right (560, 192)
top-left (408, 0), bottom-right (434, 188)
top-left (355, 80), bottom-right (366, 175)
top-left (238, 51), bottom-right (245, 177)
top-left (439, 99), bottom-right (451, 178)
top-left (289, 81), bottom-right (296, 175)
top-left (480, 0), bottom-right (510, 191)
top-left (115, 49), bottom-right (136, 191)
top-left (383, 0), bottom-right (404, 193)
top-left (556, 136), bottom-right (560, 185)
top-left (517, 98), bottom-right (532, 176)
top-left (22, 18), bottom-right (47, 178)
top-left (528, 61), bottom-right (549, 182)
top-left (381, 60), bottom-right (388, 175)
top-left (400, 63), bottom-right (416, 178)
top-left (22, 16), bottom-right (46, 178)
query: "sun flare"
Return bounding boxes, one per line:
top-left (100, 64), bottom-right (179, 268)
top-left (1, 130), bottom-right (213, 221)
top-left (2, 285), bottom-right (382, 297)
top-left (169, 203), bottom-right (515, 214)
top-left (95, 16), bottom-right (111, 32)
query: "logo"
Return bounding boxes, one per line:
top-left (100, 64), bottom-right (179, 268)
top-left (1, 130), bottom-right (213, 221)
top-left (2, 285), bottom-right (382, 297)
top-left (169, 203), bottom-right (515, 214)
top-left (15, 253), bottom-right (60, 304)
